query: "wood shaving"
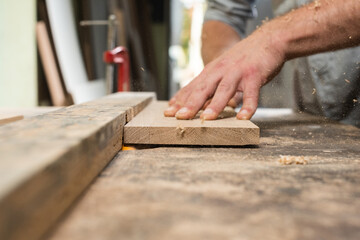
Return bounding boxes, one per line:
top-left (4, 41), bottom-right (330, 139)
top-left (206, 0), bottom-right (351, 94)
top-left (314, 0), bottom-right (321, 9)
top-left (176, 125), bottom-right (185, 137)
top-left (284, 16), bottom-right (291, 22)
top-left (309, 0), bottom-right (321, 10)
top-left (261, 17), bottom-right (269, 24)
top-left (278, 155), bottom-right (309, 165)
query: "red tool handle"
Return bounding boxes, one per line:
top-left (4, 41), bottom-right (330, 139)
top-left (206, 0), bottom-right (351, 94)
top-left (103, 46), bottom-right (130, 92)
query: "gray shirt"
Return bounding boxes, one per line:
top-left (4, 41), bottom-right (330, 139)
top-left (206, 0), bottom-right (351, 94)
top-left (204, 0), bottom-right (256, 37)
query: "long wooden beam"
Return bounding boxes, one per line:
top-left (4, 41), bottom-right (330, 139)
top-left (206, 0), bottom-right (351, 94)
top-left (0, 92), bottom-right (155, 240)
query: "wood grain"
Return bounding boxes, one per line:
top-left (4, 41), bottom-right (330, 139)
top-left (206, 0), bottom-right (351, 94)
top-left (49, 110), bottom-right (360, 240)
top-left (0, 107), bottom-right (61, 118)
top-left (124, 101), bottom-right (259, 146)
top-left (0, 92), bottom-right (154, 240)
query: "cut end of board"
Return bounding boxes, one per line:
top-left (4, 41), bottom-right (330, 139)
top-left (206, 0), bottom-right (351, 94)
top-left (124, 101), bottom-right (260, 146)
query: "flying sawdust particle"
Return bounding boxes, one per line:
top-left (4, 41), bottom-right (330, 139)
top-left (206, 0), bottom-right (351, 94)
top-left (308, 0), bottom-right (321, 10)
top-left (314, 0), bottom-right (321, 9)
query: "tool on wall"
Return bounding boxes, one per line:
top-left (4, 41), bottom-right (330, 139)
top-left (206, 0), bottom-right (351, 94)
top-left (103, 46), bottom-right (130, 92)
top-left (80, 14), bottom-right (130, 94)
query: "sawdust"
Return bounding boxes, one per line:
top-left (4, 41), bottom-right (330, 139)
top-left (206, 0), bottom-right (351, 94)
top-left (314, 0), bottom-right (321, 9)
top-left (262, 17), bottom-right (269, 24)
top-left (176, 125), bottom-right (185, 137)
top-left (278, 155), bottom-right (309, 165)
top-left (309, 0), bottom-right (321, 10)
top-left (284, 16), bottom-right (292, 22)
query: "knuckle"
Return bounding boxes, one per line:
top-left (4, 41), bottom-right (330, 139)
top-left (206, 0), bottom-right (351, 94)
top-left (214, 59), bottom-right (228, 70)
top-left (217, 80), bottom-right (234, 93)
top-left (195, 81), bottom-right (216, 99)
top-left (194, 82), bottom-right (208, 93)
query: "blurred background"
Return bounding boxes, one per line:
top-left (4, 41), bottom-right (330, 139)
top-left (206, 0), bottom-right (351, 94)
top-left (0, 0), bottom-right (294, 108)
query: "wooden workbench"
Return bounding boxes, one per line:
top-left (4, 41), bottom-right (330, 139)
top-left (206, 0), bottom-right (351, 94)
top-left (48, 109), bottom-right (360, 240)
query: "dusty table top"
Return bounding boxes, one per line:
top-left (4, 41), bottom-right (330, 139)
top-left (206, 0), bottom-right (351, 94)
top-left (49, 109), bottom-right (360, 240)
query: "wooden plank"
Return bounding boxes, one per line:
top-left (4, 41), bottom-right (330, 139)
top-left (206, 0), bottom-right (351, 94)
top-left (36, 21), bottom-right (68, 106)
top-left (0, 114), bottom-right (23, 125)
top-left (48, 110), bottom-right (360, 240)
top-left (0, 92), bottom-right (155, 240)
top-left (124, 101), bottom-right (259, 146)
top-left (0, 107), bottom-right (61, 118)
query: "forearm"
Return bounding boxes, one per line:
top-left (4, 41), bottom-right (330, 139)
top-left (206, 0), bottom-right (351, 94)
top-left (264, 0), bottom-right (360, 61)
top-left (165, 0), bottom-right (360, 121)
top-left (201, 21), bottom-right (242, 65)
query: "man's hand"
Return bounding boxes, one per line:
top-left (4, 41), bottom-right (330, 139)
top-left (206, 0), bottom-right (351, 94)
top-left (165, 29), bottom-right (285, 120)
top-left (164, 0), bottom-right (360, 120)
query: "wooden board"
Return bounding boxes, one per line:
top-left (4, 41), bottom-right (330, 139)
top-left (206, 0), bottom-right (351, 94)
top-left (0, 92), bottom-right (155, 240)
top-left (49, 110), bottom-right (360, 240)
top-left (0, 113), bottom-right (23, 125)
top-left (0, 107), bottom-right (61, 118)
top-left (124, 101), bottom-right (259, 146)
top-left (36, 21), bottom-right (67, 106)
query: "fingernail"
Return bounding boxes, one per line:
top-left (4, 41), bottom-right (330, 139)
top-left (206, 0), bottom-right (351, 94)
top-left (240, 109), bottom-right (248, 114)
top-left (176, 107), bottom-right (189, 116)
top-left (239, 109), bottom-right (249, 120)
top-left (203, 108), bottom-right (214, 115)
top-left (165, 106), bottom-right (175, 112)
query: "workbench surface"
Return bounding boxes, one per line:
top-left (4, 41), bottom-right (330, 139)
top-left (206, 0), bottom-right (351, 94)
top-left (49, 109), bottom-right (360, 240)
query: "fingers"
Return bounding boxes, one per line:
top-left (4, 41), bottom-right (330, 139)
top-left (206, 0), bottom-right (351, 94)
top-left (175, 81), bottom-right (218, 119)
top-left (166, 74), bottom-right (260, 121)
top-left (168, 96), bottom-right (176, 106)
top-left (227, 92), bottom-right (243, 108)
top-left (236, 81), bottom-right (260, 120)
top-left (165, 66), bottom-right (222, 119)
top-left (164, 102), bottom-right (182, 117)
top-left (164, 85), bottom-right (192, 117)
top-left (202, 99), bottom-right (212, 110)
top-left (201, 76), bottom-right (238, 120)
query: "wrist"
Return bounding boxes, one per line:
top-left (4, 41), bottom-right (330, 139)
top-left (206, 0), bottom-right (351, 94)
top-left (252, 19), bottom-right (288, 64)
top-left (259, 14), bottom-right (301, 62)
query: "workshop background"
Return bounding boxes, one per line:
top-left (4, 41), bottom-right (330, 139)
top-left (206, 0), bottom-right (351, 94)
top-left (0, 0), bottom-right (292, 108)
top-left (1, 1), bottom-right (360, 240)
